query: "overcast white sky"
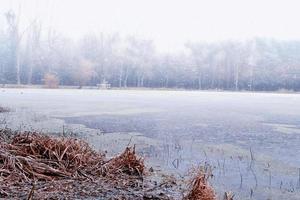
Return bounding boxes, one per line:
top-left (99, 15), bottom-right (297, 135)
top-left (1, 0), bottom-right (300, 52)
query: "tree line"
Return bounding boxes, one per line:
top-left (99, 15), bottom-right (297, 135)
top-left (1, 10), bottom-right (300, 91)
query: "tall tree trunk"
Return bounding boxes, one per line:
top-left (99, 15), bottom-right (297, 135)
top-left (234, 64), bottom-right (239, 90)
top-left (123, 67), bottom-right (128, 88)
top-left (198, 75), bottom-right (202, 90)
top-left (27, 45), bottom-right (33, 84)
top-left (249, 65), bottom-right (254, 90)
top-left (27, 64), bottom-right (33, 84)
top-left (118, 68), bottom-right (123, 87)
top-left (210, 64), bottom-right (215, 89)
top-left (165, 76), bottom-right (169, 88)
top-left (140, 75), bottom-right (144, 87)
top-left (16, 44), bottom-right (21, 85)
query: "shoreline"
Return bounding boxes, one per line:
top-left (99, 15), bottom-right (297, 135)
top-left (1, 84), bottom-right (299, 95)
top-left (0, 85), bottom-right (300, 94)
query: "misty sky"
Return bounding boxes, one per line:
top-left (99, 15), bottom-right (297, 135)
top-left (1, 0), bottom-right (300, 52)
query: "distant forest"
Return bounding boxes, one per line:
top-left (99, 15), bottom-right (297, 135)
top-left (1, 11), bottom-right (300, 91)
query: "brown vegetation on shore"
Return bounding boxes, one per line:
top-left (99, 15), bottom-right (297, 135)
top-left (184, 168), bottom-right (216, 200)
top-left (0, 129), bottom-right (223, 200)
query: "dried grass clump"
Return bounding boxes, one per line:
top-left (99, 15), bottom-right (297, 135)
top-left (1, 132), bottom-right (105, 182)
top-left (184, 169), bottom-right (216, 200)
top-left (105, 146), bottom-right (145, 176)
top-left (0, 131), bottom-right (146, 182)
top-left (0, 130), bottom-right (151, 199)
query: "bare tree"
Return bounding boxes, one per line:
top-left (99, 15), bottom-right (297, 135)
top-left (5, 8), bottom-right (38, 85)
top-left (5, 10), bottom-right (21, 84)
top-left (26, 21), bottom-right (42, 84)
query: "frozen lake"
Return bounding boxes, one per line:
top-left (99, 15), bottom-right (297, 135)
top-left (1, 88), bottom-right (300, 199)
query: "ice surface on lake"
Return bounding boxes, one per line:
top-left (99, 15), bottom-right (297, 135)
top-left (1, 88), bottom-right (300, 199)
